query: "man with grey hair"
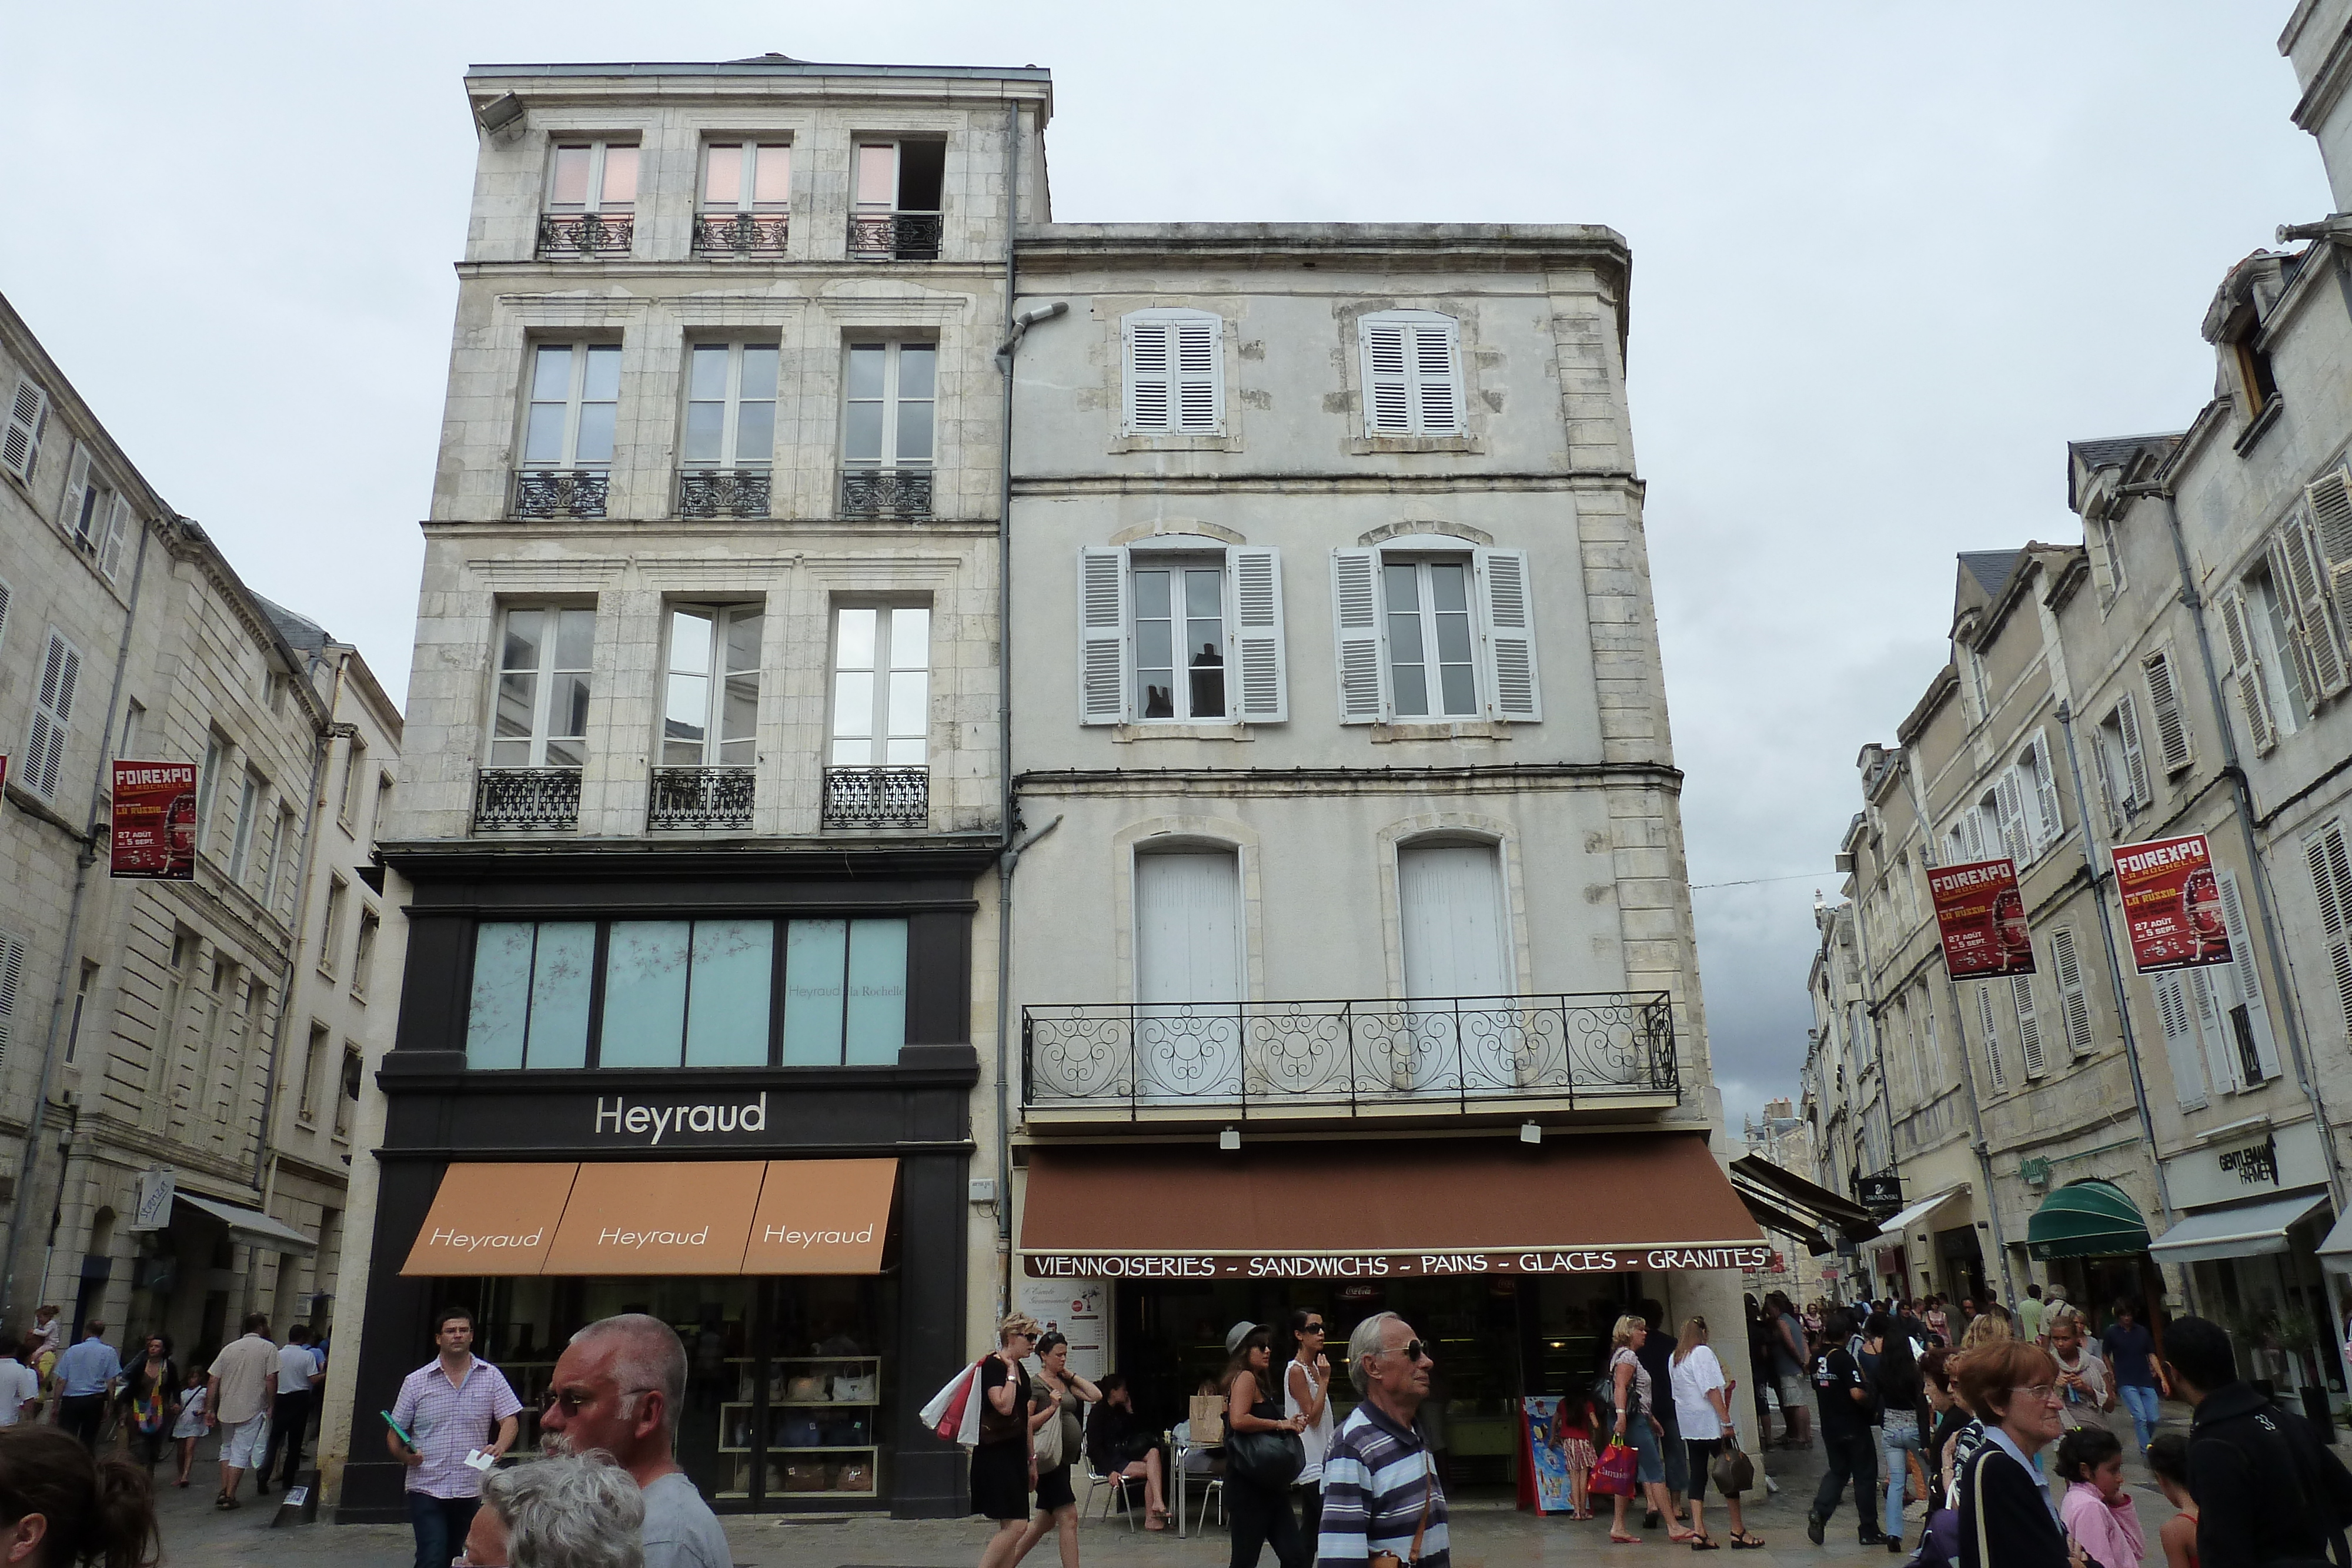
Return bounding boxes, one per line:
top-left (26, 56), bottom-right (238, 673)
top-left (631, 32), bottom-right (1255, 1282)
top-left (538, 1313), bottom-right (728, 1568)
top-left (1318, 1313), bottom-right (1448, 1568)
top-left (476, 1452), bottom-right (646, 1568)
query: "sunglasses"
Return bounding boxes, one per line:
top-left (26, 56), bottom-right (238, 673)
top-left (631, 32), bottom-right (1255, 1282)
top-left (1301, 1323), bottom-right (1326, 1335)
top-left (540, 1385), bottom-right (655, 1415)
top-left (1381, 1339), bottom-right (1431, 1362)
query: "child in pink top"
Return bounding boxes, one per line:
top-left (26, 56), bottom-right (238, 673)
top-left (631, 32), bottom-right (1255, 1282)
top-left (2056, 1426), bottom-right (2143, 1568)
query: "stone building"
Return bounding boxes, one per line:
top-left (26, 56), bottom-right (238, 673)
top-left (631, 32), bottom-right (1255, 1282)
top-left (0, 293), bottom-right (386, 1368)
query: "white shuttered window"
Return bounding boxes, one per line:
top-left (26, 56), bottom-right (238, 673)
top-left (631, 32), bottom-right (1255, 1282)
top-left (1075, 546), bottom-right (1286, 725)
top-left (1123, 310), bottom-right (1222, 435)
top-left (24, 629), bottom-right (82, 801)
top-left (2270, 514), bottom-right (2351, 702)
top-left (1359, 312), bottom-right (1464, 436)
top-left (2049, 926), bottom-right (2094, 1056)
top-left (2011, 974), bottom-right (2047, 1078)
top-left (1329, 548), bottom-right (1540, 724)
top-left (2217, 589), bottom-right (2282, 753)
top-left (0, 931), bottom-right (24, 1071)
top-left (1975, 983), bottom-right (2009, 1092)
top-left (2153, 971), bottom-right (2209, 1109)
top-left (2143, 650), bottom-right (2193, 774)
top-left (2, 379), bottom-right (47, 483)
top-left (2307, 821), bottom-right (2352, 1046)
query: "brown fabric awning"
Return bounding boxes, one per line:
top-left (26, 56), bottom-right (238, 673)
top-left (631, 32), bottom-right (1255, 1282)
top-left (1019, 1132), bottom-right (1765, 1279)
top-left (400, 1159), bottom-right (899, 1277)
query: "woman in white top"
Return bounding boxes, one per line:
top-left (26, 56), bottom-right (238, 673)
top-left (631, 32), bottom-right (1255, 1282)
top-left (1284, 1309), bottom-right (1335, 1543)
top-left (1671, 1315), bottom-right (1760, 1550)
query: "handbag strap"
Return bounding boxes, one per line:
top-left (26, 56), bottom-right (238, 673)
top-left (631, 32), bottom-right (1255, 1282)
top-left (1408, 1451), bottom-right (1434, 1566)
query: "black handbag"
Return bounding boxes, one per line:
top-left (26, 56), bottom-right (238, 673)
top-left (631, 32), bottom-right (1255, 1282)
top-left (1227, 1425), bottom-right (1305, 1488)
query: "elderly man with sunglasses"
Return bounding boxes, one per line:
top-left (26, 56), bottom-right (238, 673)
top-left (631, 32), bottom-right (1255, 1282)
top-left (389, 1306), bottom-right (522, 1568)
top-left (539, 1312), bottom-right (730, 1568)
top-left (1318, 1314), bottom-right (1448, 1568)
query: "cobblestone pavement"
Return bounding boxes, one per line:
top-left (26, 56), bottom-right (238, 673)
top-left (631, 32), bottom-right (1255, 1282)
top-left (150, 1405), bottom-right (2234, 1567)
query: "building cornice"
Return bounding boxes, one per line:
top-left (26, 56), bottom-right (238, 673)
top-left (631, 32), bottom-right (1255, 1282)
top-left (380, 835), bottom-right (1002, 880)
top-left (1014, 761), bottom-right (1681, 796)
top-left (1013, 472), bottom-right (1642, 498)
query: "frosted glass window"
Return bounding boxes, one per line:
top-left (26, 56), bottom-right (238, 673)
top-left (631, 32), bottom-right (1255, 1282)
top-left (466, 924), bottom-right (534, 1069)
top-left (546, 142), bottom-right (636, 213)
top-left (844, 919), bottom-right (908, 1065)
top-left (782, 920), bottom-right (847, 1065)
top-left (526, 923), bottom-right (596, 1069)
top-left (701, 141), bottom-right (790, 211)
top-left (686, 920), bottom-right (773, 1066)
top-left (600, 921), bottom-right (690, 1067)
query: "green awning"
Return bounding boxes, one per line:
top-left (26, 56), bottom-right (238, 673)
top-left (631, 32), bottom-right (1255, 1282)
top-left (2027, 1179), bottom-right (2151, 1261)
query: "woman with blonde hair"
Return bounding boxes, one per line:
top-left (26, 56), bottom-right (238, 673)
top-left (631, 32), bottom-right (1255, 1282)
top-left (976, 1315), bottom-right (1051, 1568)
top-left (1669, 1315), bottom-right (1759, 1549)
top-left (1607, 1313), bottom-right (1693, 1544)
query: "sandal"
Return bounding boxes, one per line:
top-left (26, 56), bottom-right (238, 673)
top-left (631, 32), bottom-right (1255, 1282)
top-left (1692, 1535), bottom-right (1720, 1551)
top-left (1729, 1533), bottom-right (1767, 1550)
top-left (1610, 1533), bottom-right (1642, 1544)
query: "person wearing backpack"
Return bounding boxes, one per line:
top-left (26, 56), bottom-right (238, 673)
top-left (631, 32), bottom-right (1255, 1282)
top-left (1806, 1307), bottom-right (1886, 1548)
top-left (2164, 1315), bottom-right (2352, 1568)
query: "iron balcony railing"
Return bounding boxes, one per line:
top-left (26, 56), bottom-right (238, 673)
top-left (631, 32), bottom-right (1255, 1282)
top-left (537, 212), bottom-right (633, 260)
top-left (693, 211), bottom-right (790, 259)
top-left (473, 768), bottom-right (582, 833)
top-left (513, 469), bottom-right (610, 519)
top-left (821, 765), bottom-right (928, 829)
top-left (678, 468), bottom-right (771, 519)
top-left (840, 468), bottom-right (931, 519)
top-left (848, 211), bottom-right (943, 262)
top-left (1024, 992), bottom-right (1677, 1118)
top-left (647, 766), bottom-right (754, 830)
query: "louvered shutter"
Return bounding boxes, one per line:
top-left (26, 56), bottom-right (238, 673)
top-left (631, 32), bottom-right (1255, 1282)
top-left (2217, 590), bottom-right (2280, 754)
top-left (1975, 983), bottom-right (2008, 1092)
top-left (2307, 467), bottom-right (2352, 624)
top-left (2281, 518), bottom-right (2351, 697)
top-left (1228, 547), bottom-right (1287, 723)
top-left (2116, 695), bottom-right (2152, 807)
top-left (1474, 549), bottom-right (1541, 721)
top-left (1078, 547), bottom-right (1130, 725)
top-left (2215, 870), bottom-right (2281, 1082)
top-left (2011, 974), bottom-right (2046, 1078)
top-left (0, 577), bottom-right (11, 658)
top-left (1995, 769), bottom-right (2031, 864)
top-left (25, 630), bottom-right (82, 800)
top-left (0, 931), bottom-right (23, 1071)
top-left (2049, 927), bottom-right (2093, 1055)
top-left (2, 379), bottom-right (45, 483)
top-left (58, 444), bottom-right (91, 543)
top-left (1363, 322), bottom-right (1411, 433)
top-left (98, 494), bottom-right (131, 582)
top-left (1125, 320), bottom-right (1172, 433)
top-left (1174, 317), bottom-right (1221, 433)
top-left (2028, 732), bottom-right (2064, 848)
top-left (2153, 972), bottom-right (2210, 1109)
top-left (1330, 549), bottom-right (1387, 723)
top-left (1412, 322), bottom-right (1461, 433)
top-left (2143, 651), bottom-right (2192, 773)
top-left (2306, 825), bottom-right (2352, 1044)
top-left (2186, 967), bottom-right (2241, 1096)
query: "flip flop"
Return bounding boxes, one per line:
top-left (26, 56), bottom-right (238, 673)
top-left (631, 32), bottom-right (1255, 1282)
top-left (1610, 1533), bottom-right (1642, 1544)
top-left (1692, 1536), bottom-right (1720, 1551)
top-left (1729, 1533), bottom-right (1767, 1550)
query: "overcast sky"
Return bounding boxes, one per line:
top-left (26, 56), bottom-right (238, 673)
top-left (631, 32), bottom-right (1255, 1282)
top-left (4, 3), bottom-right (2332, 1126)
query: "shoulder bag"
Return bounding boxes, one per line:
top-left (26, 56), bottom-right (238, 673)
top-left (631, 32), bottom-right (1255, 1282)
top-left (1227, 1403), bottom-right (1305, 1488)
top-left (1033, 1385), bottom-right (1064, 1467)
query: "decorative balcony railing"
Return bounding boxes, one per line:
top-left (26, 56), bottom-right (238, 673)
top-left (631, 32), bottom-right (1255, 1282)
top-left (848, 211), bottom-right (943, 262)
top-left (473, 768), bottom-right (582, 833)
top-left (647, 766), bottom-right (754, 830)
top-left (840, 468), bottom-right (932, 520)
top-left (693, 212), bottom-right (790, 259)
top-left (821, 765), bottom-right (928, 829)
top-left (537, 212), bottom-right (633, 260)
top-left (1023, 992), bottom-right (1678, 1118)
top-left (513, 469), bottom-right (610, 519)
top-left (678, 468), bottom-right (771, 519)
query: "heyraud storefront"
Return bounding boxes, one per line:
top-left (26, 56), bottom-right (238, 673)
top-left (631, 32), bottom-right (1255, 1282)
top-left (342, 852), bottom-right (987, 1522)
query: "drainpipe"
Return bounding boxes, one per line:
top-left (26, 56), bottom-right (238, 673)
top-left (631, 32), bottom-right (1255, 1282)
top-left (254, 648), bottom-right (344, 1196)
top-left (2, 522), bottom-right (152, 1328)
top-left (2121, 480), bottom-right (2348, 1211)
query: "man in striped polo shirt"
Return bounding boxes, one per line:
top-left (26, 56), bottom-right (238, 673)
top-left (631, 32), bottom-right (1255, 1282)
top-left (1318, 1313), bottom-right (1448, 1568)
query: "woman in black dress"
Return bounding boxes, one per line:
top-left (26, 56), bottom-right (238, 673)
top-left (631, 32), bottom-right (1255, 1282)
top-left (976, 1315), bottom-right (1047, 1568)
top-left (1222, 1322), bottom-right (1309, 1568)
top-left (1008, 1332), bottom-right (1100, 1568)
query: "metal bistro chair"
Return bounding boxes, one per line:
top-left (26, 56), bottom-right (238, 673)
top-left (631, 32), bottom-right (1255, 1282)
top-left (1083, 1462), bottom-right (1143, 1530)
top-left (1173, 1418), bottom-right (1224, 1532)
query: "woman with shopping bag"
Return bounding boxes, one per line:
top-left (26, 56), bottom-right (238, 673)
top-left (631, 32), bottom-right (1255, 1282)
top-left (1669, 1316), bottom-right (1762, 1550)
top-left (1606, 1314), bottom-right (1695, 1545)
top-left (969, 1314), bottom-right (1048, 1568)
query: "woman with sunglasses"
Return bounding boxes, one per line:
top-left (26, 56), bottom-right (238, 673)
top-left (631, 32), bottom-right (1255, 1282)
top-left (1222, 1322), bottom-right (1309, 1568)
top-left (1953, 1342), bottom-right (2087, 1568)
top-left (1284, 1310), bottom-right (1335, 1544)
top-left (975, 1315), bottom-right (1047, 1568)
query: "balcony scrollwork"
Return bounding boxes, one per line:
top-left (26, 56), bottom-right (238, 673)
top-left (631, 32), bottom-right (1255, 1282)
top-left (513, 469), bottom-right (610, 520)
top-left (840, 468), bottom-right (932, 520)
top-left (848, 212), bottom-right (943, 262)
top-left (1023, 992), bottom-right (1678, 1119)
top-left (678, 468), bottom-right (771, 519)
top-left (537, 212), bottom-right (633, 260)
top-left (821, 765), bottom-right (928, 829)
top-left (693, 212), bottom-right (790, 259)
top-left (647, 767), bottom-right (755, 831)
top-left (473, 768), bottom-right (582, 834)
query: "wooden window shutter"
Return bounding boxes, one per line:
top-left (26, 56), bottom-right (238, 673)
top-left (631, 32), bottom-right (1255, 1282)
top-left (25, 630), bottom-right (82, 800)
top-left (1474, 549), bottom-right (1541, 721)
top-left (1412, 321), bottom-right (1462, 433)
top-left (0, 931), bottom-right (23, 1071)
top-left (98, 494), bottom-right (132, 583)
top-left (1362, 322), bottom-right (1412, 433)
top-left (0, 577), bottom-right (11, 659)
top-left (2306, 467), bottom-right (2352, 626)
top-left (58, 444), bottom-right (91, 542)
top-left (1329, 549), bottom-right (1387, 723)
top-left (1994, 770), bottom-right (2031, 864)
top-left (2214, 869), bottom-right (2281, 1082)
top-left (2011, 974), bottom-right (2046, 1078)
top-left (2306, 824), bottom-right (2352, 1044)
top-left (2114, 693), bottom-right (2153, 806)
top-left (2280, 517), bottom-right (2351, 698)
top-left (2049, 926), bottom-right (2093, 1055)
top-left (2153, 972), bottom-right (2209, 1109)
top-left (1228, 547), bottom-right (1287, 723)
top-left (2, 379), bottom-right (45, 483)
top-left (2216, 590), bottom-right (2280, 754)
top-left (1126, 320), bottom-right (1172, 433)
top-left (2184, 967), bottom-right (2241, 1096)
top-left (2027, 731), bottom-right (2064, 848)
top-left (1174, 317), bottom-right (1221, 433)
top-left (1078, 547), bottom-right (1130, 725)
top-left (1975, 983), bottom-right (2007, 1092)
top-left (2143, 650), bottom-right (2193, 773)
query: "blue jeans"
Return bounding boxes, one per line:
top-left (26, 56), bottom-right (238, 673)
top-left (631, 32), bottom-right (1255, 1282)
top-left (408, 1492), bottom-right (479, 1568)
top-left (1882, 1416), bottom-right (1925, 1539)
top-left (1628, 1416), bottom-right (1666, 1485)
top-left (2117, 1383), bottom-right (2160, 1452)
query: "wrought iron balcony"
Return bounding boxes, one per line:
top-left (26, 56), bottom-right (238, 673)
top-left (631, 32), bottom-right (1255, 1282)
top-left (1023, 992), bottom-right (1678, 1121)
top-left (678, 468), bottom-right (771, 519)
top-left (848, 211), bottom-right (944, 262)
top-left (821, 765), bottom-right (928, 829)
top-left (693, 211), bottom-right (790, 259)
top-left (537, 212), bottom-right (633, 260)
top-left (647, 766), bottom-right (754, 830)
top-left (513, 469), bottom-right (610, 519)
top-left (473, 768), bottom-right (582, 834)
top-left (840, 468), bottom-right (932, 520)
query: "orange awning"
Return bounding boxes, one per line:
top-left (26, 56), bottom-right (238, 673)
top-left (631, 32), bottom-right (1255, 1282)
top-left (1018, 1132), bottom-right (1764, 1279)
top-left (400, 1159), bottom-right (900, 1277)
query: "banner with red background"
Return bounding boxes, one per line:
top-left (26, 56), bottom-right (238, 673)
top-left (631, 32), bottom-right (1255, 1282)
top-left (109, 761), bottom-right (198, 880)
top-left (2111, 833), bottom-right (2231, 974)
top-left (1929, 856), bottom-right (2035, 979)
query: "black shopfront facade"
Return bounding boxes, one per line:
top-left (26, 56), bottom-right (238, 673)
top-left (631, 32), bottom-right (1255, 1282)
top-left (340, 844), bottom-right (988, 1522)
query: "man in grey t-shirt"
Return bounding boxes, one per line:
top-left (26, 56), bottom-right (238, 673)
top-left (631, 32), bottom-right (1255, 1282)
top-left (538, 1313), bottom-right (729, 1568)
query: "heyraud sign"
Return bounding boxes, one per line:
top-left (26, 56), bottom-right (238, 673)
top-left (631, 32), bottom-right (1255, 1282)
top-left (592, 1093), bottom-right (767, 1145)
top-left (1024, 1245), bottom-right (1773, 1278)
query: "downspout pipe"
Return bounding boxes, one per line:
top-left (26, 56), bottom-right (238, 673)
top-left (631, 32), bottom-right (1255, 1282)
top-left (254, 649), bottom-right (345, 1193)
top-left (2, 522), bottom-right (152, 1326)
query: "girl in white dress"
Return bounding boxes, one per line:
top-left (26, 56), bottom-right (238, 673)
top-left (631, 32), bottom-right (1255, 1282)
top-left (1284, 1309), bottom-right (1336, 1545)
top-left (171, 1366), bottom-right (209, 1488)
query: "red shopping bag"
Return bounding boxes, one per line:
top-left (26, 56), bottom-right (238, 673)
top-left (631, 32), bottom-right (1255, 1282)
top-left (1591, 1437), bottom-right (1638, 1498)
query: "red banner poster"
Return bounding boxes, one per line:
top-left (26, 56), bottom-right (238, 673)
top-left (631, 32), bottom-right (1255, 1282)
top-left (2112, 833), bottom-right (2231, 974)
top-left (110, 761), bottom-right (198, 880)
top-left (1929, 856), bottom-right (2036, 979)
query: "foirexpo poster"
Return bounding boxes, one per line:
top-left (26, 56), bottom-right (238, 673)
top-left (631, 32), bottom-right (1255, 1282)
top-left (2111, 833), bottom-right (2232, 975)
top-left (109, 761), bottom-right (198, 880)
top-left (1929, 857), bottom-right (2034, 980)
